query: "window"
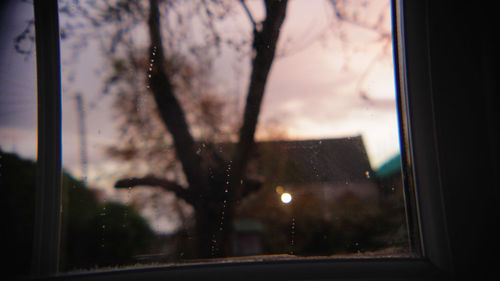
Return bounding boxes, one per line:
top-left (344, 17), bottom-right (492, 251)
top-left (9, 0), bottom-right (500, 280)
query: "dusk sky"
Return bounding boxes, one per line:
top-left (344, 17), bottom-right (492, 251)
top-left (0, 0), bottom-right (37, 158)
top-left (1, 0), bottom-right (399, 225)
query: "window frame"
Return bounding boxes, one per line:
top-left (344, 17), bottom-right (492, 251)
top-left (32, 0), bottom-right (62, 277)
top-left (32, 0), bottom-right (482, 279)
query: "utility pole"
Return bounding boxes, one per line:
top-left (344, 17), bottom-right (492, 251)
top-left (76, 92), bottom-right (88, 182)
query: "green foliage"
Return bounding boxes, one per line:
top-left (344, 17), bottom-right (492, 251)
top-left (1, 149), bottom-right (155, 276)
top-left (60, 172), bottom-right (101, 270)
top-left (2, 149), bottom-right (36, 278)
top-left (85, 202), bottom-right (154, 267)
top-left (60, 171), bottom-right (155, 270)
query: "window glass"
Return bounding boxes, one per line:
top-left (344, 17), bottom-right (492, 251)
top-left (56, 0), bottom-right (411, 271)
top-left (1, 0), bottom-right (37, 278)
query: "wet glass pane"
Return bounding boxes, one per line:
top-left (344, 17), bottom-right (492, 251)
top-left (0, 0), bottom-right (37, 278)
top-left (57, 0), bottom-right (410, 271)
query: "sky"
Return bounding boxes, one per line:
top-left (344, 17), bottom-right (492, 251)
top-left (1, 0), bottom-right (400, 233)
top-left (0, 0), bottom-right (37, 158)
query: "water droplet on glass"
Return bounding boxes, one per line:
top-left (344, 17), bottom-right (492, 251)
top-left (289, 216), bottom-right (296, 255)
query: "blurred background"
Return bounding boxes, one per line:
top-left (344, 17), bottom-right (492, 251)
top-left (1, 0), bottom-right (408, 276)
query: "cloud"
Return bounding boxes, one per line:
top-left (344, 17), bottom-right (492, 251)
top-left (0, 126), bottom-right (36, 160)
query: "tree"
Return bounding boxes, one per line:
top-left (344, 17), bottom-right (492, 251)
top-left (96, 0), bottom-right (289, 258)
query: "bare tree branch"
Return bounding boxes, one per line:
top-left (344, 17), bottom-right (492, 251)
top-left (147, 0), bottom-right (205, 191)
top-left (328, 0), bottom-right (390, 37)
top-left (240, 0), bottom-right (258, 30)
top-left (239, 177), bottom-right (263, 200)
top-left (115, 175), bottom-right (192, 203)
top-left (230, 0), bottom-right (288, 203)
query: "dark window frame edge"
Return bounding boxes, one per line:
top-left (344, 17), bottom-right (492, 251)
top-left (44, 258), bottom-right (445, 281)
top-left (32, 0), bottom-right (63, 278)
top-left (397, 0), bottom-right (454, 275)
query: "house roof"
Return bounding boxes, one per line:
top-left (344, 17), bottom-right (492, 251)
top-left (253, 136), bottom-right (373, 185)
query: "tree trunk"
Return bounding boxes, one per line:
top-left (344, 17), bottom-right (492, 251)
top-left (143, 0), bottom-right (288, 259)
top-left (147, 0), bottom-right (206, 192)
top-left (224, 0), bottom-right (288, 257)
top-left (194, 203), bottom-right (226, 258)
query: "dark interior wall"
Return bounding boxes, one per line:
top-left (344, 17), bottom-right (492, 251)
top-left (425, 1), bottom-right (499, 278)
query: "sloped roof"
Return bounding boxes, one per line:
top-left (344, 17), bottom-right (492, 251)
top-left (253, 136), bottom-right (373, 184)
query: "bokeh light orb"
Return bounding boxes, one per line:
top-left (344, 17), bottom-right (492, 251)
top-left (281, 192), bottom-right (292, 204)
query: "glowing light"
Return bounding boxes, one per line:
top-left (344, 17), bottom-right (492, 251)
top-left (275, 185), bottom-right (284, 194)
top-left (281, 192), bottom-right (292, 204)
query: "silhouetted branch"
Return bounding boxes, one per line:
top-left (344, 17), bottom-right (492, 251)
top-left (240, 0), bottom-right (258, 30)
top-left (14, 19), bottom-right (35, 57)
top-left (147, 0), bottom-right (205, 191)
top-left (328, 0), bottom-right (390, 37)
top-left (354, 40), bottom-right (391, 101)
top-left (239, 176), bottom-right (264, 200)
top-left (115, 175), bottom-right (192, 203)
top-left (230, 0), bottom-right (288, 196)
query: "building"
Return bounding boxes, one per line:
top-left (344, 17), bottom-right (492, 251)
top-left (250, 135), bottom-right (379, 206)
top-left (233, 135), bottom-right (384, 256)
